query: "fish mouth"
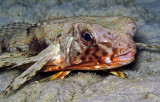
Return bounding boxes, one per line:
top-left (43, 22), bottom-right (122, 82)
top-left (116, 51), bottom-right (134, 61)
top-left (111, 51), bottom-right (136, 65)
top-left (99, 51), bottom-right (135, 69)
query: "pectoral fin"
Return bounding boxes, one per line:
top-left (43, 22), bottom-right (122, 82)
top-left (2, 44), bottom-right (60, 96)
top-left (104, 70), bottom-right (128, 79)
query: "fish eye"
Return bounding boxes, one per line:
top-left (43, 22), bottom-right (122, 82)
top-left (84, 33), bottom-right (92, 41)
top-left (80, 30), bottom-right (96, 47)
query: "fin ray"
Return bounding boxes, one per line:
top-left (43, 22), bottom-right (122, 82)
top-left (0, 22), bottom-right (33, 36)
top-left (2, 44), bottom-right (60, 96)
top-left (40, 70), bottom-right (71, 82)
top-left (0, 52), bottom-right (38, 68)
top-left (104, 70), bottom-right (128, 79)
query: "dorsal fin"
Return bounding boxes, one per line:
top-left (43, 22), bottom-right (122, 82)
top-left (0, 22), bottom-right (35, 36)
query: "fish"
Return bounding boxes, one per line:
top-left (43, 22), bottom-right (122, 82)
top-left (0, 16), bottom-right (159, 96)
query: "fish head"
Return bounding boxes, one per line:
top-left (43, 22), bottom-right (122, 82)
top-left (63, 17), bottom-right (137, 70)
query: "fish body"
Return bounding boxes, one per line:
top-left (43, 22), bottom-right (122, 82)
top-left (0, 16), bottom-right (137, 96)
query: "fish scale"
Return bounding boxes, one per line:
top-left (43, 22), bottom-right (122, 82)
top-left (0, 16), bottom-right (160, 96)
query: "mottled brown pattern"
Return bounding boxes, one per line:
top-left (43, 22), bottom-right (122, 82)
top-left (0, 16), bottom-right (139, 96)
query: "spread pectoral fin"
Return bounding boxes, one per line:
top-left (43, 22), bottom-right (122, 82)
top-left (2, 44), bottom-right (60, 96)
top-left (2, 56), bottom-right (51, 96)
top-left (0, 52), bottom-right (38, 68)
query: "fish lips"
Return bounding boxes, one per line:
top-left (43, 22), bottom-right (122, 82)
top-left (104, 51), bottom-right (136, 66)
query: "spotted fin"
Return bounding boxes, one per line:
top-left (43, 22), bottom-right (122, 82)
top-left (2, 44), bottom-right (60, 96)
top-left (0, 52), bottom-right (37, 68)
